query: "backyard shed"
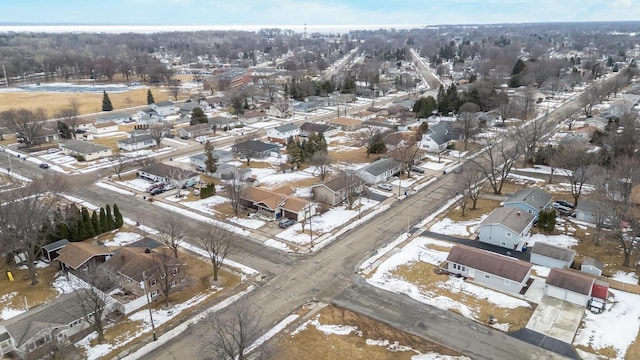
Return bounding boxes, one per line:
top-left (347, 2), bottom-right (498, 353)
top-left (530, 242), bottom-right (575, 269)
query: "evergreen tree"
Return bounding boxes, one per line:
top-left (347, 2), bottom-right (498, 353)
top-left (76, 218), bottom-right (88, 241)
top-left (113, 204), bottom-right (124, 228)
top-left (147, 89), bottom-right (155, 104)
top-left (70, 222), bottom-right (79, 242)
top-left (512, 59), bottom-right (526, 75)
top-left (190, 107), bottom-right (208, 125)
top-left (82, 207), bottom-right (95, 238)
top-left (57, 222), bottom-right (69, 241)
top-left (102, 91), bottom-right (113, 111)
top-left (370, 132), bottom-right (387, 154)
top-left (204, 140), bottom-right (217, 174)
top-left (105, 205), bottom-right (115, 231)
top-left (287, 141), bottom-right (304, 166)
top-left (99, 207), bottom-right (108, 233)
top-left (91, 211), bottom-right (101, 235)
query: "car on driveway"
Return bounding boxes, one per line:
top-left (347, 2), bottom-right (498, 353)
top-left (150, 186), bottom-right (165, 195)
top-left (279, 218), bottom-right (296, 229)
top-left (377, 183), bottom-right (393, 191)
top-left (554, 200), bottom-right (574, 208)
top-left (39, 163), bottom-right (50, 169)
top-left (147, 182), bottom-right (164, 192)
top-left (552, 203), bottom-right (573, 216)
top-left (411, 166), bottom-right (425, 174)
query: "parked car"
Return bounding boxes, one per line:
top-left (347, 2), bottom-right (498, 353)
top-left (47, 148), bottom-right (61, 154)
top-left (163, 184), bottom-right (175, 191)
top-left (195, 164), bottom-right (206, 172)
top-left (411, 166), bottom-right (425, 174)
top-left (552, 203), bottom-right (573, 216)
top-left (39, 162), bottom-right (50, 169)
top-left (279, 218), bottom-right (296, 229)
top-left (377, 183), bottom-right (393, 191)
top-left (147, 182), bottom-right (164, 192)
top-left (554, 200), bottom-right (574, 209)
top-left (150, 187), bottom-right (165, 195)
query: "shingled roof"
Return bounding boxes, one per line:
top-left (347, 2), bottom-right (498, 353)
top-left (55, 243), bottom-right (113, 270)
top-left (447, 245), bottom-right (532, 282)
top-left (531, 242), bottom-right (576, 263)
top-left (546, 268), bottom-right (595, 295)
top-left (480, 206), bottom-right (535, 234)
top-left (504, 188), bottom-right (552, 211)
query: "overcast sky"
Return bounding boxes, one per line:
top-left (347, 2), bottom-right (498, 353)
top-left (2, 0), bottom-right (639, 27)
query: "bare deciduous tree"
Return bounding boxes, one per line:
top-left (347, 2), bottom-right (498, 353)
top-left (152, 249), bottom-right (186, 306)
top-left (149, 125), bottom-right (169, 151)
top-left (470, 140), bottom-right (519, 194)
top-left (390, 132), bottom-right (422, 178)
top-left (456, 102), bottom-right (480, 151)
top-left (168, 80), bottom-right (181, 101)
top-left (72, 262), bottom-right (116, 343)
top-left (555, 143), bottom-right (593, 207)
top-left (196, 227), bottom-right (234, 282)
top-left (515, 87), bottom-right (536, 120)
top-left (226, 172), bottom-right (247, 216)
top-left (54, 98), bottom-right (80, 139)
top-left (310, 151), bottom-right (332, 180)
top-left (510, 114), bottom-right (555, 166)
top-left (2, 108), bottom-right (48, 147)
top-left (108, 154), bottom-right (128, 181)
top-left (462, 167), bottom-right (484, 211)
top-left (158, 212), bottom-right (187, 259)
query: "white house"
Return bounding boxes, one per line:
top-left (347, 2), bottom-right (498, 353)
top-left (88, 121), bottom-right (120, 135)
top-left (59, 140), bottom-right (113, 161)
top-left (530, 242), bottom-right (576, 269)
top-left (544, 268), bottom-right (595, 307)
top-left (117, 134), bottom-right (157, 152)
top-left (478, 207), bottom-right (535, 250)
top-left (420, 121), bottom-right (458, 153)
top-left (150, 101), bottom-right (177, 116)
top-left (138, 163), bottom-right (200, 188)
top-left (267, 124), bottom-right (299, 144)
top-left (357, 158), bottom-right (402, 184)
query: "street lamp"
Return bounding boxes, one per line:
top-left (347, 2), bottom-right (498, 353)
top-left (91, 70), bottom-right (96, 87)
top-left (142, 270), bottom-right (158, 341)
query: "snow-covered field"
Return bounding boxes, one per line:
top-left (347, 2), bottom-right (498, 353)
top-left (103, 231), bottom-right (143, 247)
top-left (429, 215), bottom-right (488, 237)
top-left (527, 233), bottom-right (579, 248)
top-left (180, 195), bottom-right (229, 216)
top-left (365, 236), bottom-right (530, 331)
top-left (574, 289), bottom-right (640, 360)
top-left (612, 271), bottom-right (639, 285)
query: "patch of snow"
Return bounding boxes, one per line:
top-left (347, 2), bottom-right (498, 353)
top-left (264, 239), bottom-right (292, 252)
top-left (429, 215), bottom-right (488, 237)
top-left (180, 195), bottom-right (230, 215)
top-left (573, 290), bottom-right (640, 360)
top-left (246, 314), bottom-right (299, 354)
top-left (527, 233), bottom-right (578, 248)
top-left (612, 271), bottom-right (639, 285)
top-left (258, 171), bottom-right (314, 187)
top-left (507, 173), bottom-right (545, 183)
top-left (103, 232), bottom-right (143, 247)
top-left (295, 186), bottom-right (312, 198)
top-left (228, 217), bottom-right (265, 229)
top-left (360, 233), bottom-right (410, 270)
top-left (411, 353), bottom-right (469, 360)
top-left (152, 200), bottom-right (249, 236)
top-left (118, 178), bottom-right (154, 192)
top-left (531, 265), bottom-right (551, 278)
top-left (52, 275), bottom-right (75, 294)
top-left (95, 181), bottom-right (135, 196)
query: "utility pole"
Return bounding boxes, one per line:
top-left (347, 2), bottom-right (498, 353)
top-left (142, 270), bottom-right (158, 341)
top-left (1, 65), bottom-right (8, 88)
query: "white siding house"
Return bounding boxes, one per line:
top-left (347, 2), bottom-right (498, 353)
top-left (89, 121), bottom-right (119, 135)
top-left (357, 158), bottom-right (402, 184)
top-left (117, 134), bottom-right (157, 152)
top-left (150, 101), bottom-right (177, 116)
top-left (530, 242), bottom-right (576, 269)
top-left (59, 140), bottom-right (113, 161)
top-left (544, 268), bottom-right (595, 307)
top-left (267, 124), bottom-right (299, 144)
top-left (478, 207), bottom-right (535, 250)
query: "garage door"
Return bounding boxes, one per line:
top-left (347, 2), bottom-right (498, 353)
top-left (546, 286), bottom-right (567, 300)
top-left (566, 292), bottom-right (587, 306)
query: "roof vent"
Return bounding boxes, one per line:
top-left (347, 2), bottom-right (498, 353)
top-left (517, 211), bottom-right (521, 216)
top-left (144, 248), bottom-right (151, 254)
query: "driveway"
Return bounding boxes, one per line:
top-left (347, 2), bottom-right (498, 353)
top-left (525, 295), bottom-right (585, 343)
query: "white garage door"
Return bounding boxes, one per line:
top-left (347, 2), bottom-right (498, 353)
top-left (566, 292), bottom-right (587, 306)
top-left (546, 286), bottom-right (568, 300)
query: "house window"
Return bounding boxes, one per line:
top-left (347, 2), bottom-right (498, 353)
top-left (484, 274), bottom-right (490, 279)
top-left (500, 241), bottom-right (507, 246)
top-left (151, 290), bottom-right (158, 297)
top-left (528, 209), bottom-right (533, 214)
top-left (505, 232), bottom-right (512, 238)
top-left (149, 279), bottom-right (157, 286)
top-left (504, 279), bottom-right (511, 286)
top-left (461, 266), bottom-right (466, 272)
top-left (172, 268), bottom-right (179, 275)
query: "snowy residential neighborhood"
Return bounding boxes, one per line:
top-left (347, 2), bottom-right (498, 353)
top-left (1, 19), bottom-right (640, 360)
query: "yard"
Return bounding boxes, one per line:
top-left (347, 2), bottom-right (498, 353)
top-left (0, 261), bottom-right (61, 320)
top-left (276, 305), bottom-right (468, 360)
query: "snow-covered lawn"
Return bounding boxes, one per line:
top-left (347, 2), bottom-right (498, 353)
top-left (527, 233), bottom-right (579, 248)
top-left (276, 198), bottom-right (378, 245)
top-left (366, 236), bottom-right (531, 331)
top-left (421, 161), bottom-right (449, 171)
top-left (429, 215), bottom-right (488, 237)
top-left (180, 195), bottom-right (229, 216)
top-left (118, 178), bottom-right (155, 192)
top-left (574, 289), bottom-right (640, 360)
top-left (256, 170), bottom-right (315, 187)
top-left (103, 231), bottom-right (143, 247)
top-left (0, 293), bottom-right (24, 320)
top-left (95, 181), bottom-right (135, 196)
top-left (544, 182), bottom-right (595, 194)
top-left (612, 271), bottom-right (639, 285)
top-left (228, 216), bottom-right (265, 229)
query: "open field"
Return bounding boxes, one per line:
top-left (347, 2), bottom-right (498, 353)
top-left (276, 305), bottom-right (465, 360)
top-left (0, 87), bottom-right (170, 115)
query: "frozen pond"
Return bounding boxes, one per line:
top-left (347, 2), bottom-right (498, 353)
top-left (4, 82), bottom-right (141, 94)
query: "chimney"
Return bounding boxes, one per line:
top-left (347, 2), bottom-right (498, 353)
top-left (517, 211), bottom-right (521, 216)
top-left (144, 248), bottom-right (151, 254)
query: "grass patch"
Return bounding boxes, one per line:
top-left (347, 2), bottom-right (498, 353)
top-left (626, 332), bottom-right (640, 360)
top-left (0, 88), bottom-right (169, 116)
top-left (330, 147), bottom-right (384, 164)
top-left (575, 344), bottom-right (618, 360)
top-left (442, 197), bottom-right (501, 222)
top-left (90, 135), bottom-right (127, 151)
top-left (0, 261), bottom-right (60, 314)
top-left (424, 243), bottom-right (454, 252)
top-left (392, 262), bottom-right (534, 332)
top-left (276, 305), bottom-right (462, 360)
top-left (90, 320), bottom-right (145, 347)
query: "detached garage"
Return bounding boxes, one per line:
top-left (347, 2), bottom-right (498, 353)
top-left (530, 242), bottom-right (576, 269)
top-left (545, 268), bottom-right (595, 307)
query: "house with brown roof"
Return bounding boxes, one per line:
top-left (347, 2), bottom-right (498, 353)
top-left (102, 247), bottom-right (185, 299)
top-left (544, 267), bottom-right (596, 307)
top-left (446, 245), bottom-right (533, 294)
top-left (240, 186), bottom-right (317, 221)
top-left (530, 242), bottom-right (575, 269)
top-left (178, 123), bottom-right (212, 139)
top-left (55, 243), bottom-right (113, 272)
top-left (327, 117), bottom-right (363, 131)
top-left (311, 175), bottom-right (365, 207)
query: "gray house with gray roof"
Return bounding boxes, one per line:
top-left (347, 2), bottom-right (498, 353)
top-left (478, 206), bottom-right (535, 250)
top-left (530, 242), bottom-right (576, 269)
top-left (357, 158), bottom-right (402, 184)
top-left (267, 124), bottom-right (300, 144)
top-left (503, 188), bottom-right (552, 220)
top-left (59, 140), bottom-right (113, 161)
top-left (419, 121), bottom-right (459, 153)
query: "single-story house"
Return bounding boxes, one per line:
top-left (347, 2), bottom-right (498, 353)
top-left (544, 267), bottom-right (595, 307)
top-left (239, 186), bottom-right (317, 221)
top-left (189, 150), bottom-right (233, 168)
top-left (212, 163), bottom-right (238, 179)
top-left (117, 134), bottom-right (157, 152)
top-left (311, 175), bottom-right (365, 207)
top-left (585, 116), bottom-right (609, 131)
top-left (138, 163), bottom-right (200, 188)
top-left (178, 123), bottom-right (212, 139)
top-left (55, 242), bottom-right (113, 272)
top-left (231, 140), bottom-right (280, 159)
top-left (150, 101), bottom-right (177, 116)
top-left (357, 158), bottom-right (402, 184)
top-left (581, 257), bottom-right (605, 277)
top-left (419, 121), bottom-right (458, 153)
top-left (209, 116), bottom-right (241, 130)
top-left (21, 128), bottom-right (59, 145)
top-left (41, 239), bottom-right (69, 262)
top-left (503, 188), bottom-right (552, 220)
top-left (179, 102), bottom-right (205, 115)
top-left (238, 111), bottom-right (267, 124)
top-left (327, 117), bottom-right (363, 131)
top-left (88, 121), bottom-right (119, 135)
top-left (59, 140), bottom-right (113, 161)
top-left (530, 242), bottom-right (576, 269)
top-left (265, 102), bottom-right (293, 118)
top-left (136, 108), bottom-right (161, 125)
top-left (96, 113), bottom-right (131, 124)
top-left (478, 206), bottom-right (535, 250)
top-left (0, 290), bottom-right (99, 359)
top-left (299, 122), bottom-right (340, 138)
top-left (446, 245), bottom-right (533, 294)
top-left (103, 247), bottom-right (185, 299)
top-left (267, 124), bottom-right (299, 144)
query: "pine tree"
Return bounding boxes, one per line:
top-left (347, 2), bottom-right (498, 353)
top-left (57, 222), bottom-right (69, 241)
top-left (102, 91), bottom-right (113, 111)
top-left (190, 107), bottom-right (208, 125)
top-left (99, 207), bottom-right (108, 233)
top-left (147, 89), bottom-right (155, 104)
top-left (82, 207), bottom-right (95, 238)
top-left (204, 141), bottom-right (217, 174)
top-left (287, 141), bottom-right (303, 166)
top-left (91, 211), bottom-right (101, 235)
top-left (113, 204), bottom-right (124, 228)
top-left (76, 218), bottom-right (88, 241)
top-left (105, 205), bottom-right (115, 231)
top-left (70, 222), bottom-right (79, 242)
top-left (370, 132), bottom-right (387, 154)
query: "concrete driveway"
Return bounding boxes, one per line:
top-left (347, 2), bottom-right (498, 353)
top-left (526, 296), bottom-right (585, 343)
